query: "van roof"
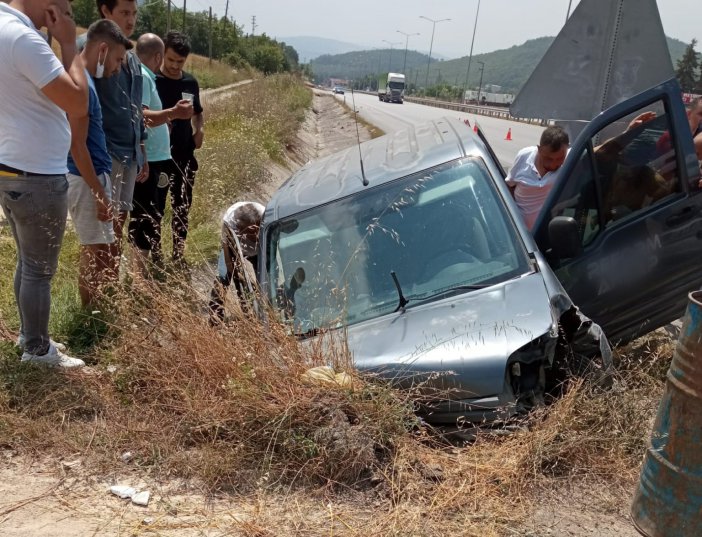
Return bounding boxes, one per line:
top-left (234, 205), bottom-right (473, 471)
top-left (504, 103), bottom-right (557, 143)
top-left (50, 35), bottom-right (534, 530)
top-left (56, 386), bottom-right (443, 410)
top-left (266, 117), bottom-right (485, 220)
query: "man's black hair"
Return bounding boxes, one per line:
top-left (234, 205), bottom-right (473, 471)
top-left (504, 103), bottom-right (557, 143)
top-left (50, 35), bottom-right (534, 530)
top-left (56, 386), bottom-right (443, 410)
top-left (164, 31), bottom-right (191, 57)
top-left (539, 125), bottom-right (570, 151)
top-left (95, 0), bottom-right (135, 17)
top-left (86, 19), bottom-right (132, 50)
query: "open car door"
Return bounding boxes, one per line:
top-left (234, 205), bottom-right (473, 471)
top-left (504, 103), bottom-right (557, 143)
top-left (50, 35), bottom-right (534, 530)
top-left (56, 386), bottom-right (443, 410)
top-left (533, 79), bottom-right (702, 344)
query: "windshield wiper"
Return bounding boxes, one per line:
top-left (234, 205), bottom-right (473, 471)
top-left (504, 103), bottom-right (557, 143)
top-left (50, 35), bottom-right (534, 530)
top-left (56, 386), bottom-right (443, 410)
top-left (391, 271), bottom-right (409, 312)
top-left (410, 284), bottom-right (490, 305)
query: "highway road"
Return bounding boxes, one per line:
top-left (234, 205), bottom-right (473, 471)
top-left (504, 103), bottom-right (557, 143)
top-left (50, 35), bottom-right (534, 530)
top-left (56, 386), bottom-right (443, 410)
top-left (333, 91), bottom-right (545, 170)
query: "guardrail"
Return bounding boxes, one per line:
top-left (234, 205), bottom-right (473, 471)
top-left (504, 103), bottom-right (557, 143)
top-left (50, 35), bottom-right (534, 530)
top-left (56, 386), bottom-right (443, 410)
top-left (403, 95), bottom-right (550, 126)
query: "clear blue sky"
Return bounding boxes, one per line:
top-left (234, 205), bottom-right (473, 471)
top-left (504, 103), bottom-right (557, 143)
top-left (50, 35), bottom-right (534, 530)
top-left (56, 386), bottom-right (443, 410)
top-left (185, 0), bottom-right (698, 59)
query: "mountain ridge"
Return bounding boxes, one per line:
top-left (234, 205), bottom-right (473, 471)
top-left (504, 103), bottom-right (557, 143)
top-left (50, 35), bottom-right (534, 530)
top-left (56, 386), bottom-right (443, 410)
top-left (309, 35), bottom-right (690, 93)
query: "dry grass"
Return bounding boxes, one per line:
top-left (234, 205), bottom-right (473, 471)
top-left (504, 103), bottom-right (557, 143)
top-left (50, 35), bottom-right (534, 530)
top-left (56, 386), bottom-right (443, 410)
top-left (0, 282), bottom-right (416, 492)
top-left (0, 299), bottom-right (673, 534)
top-left (188, 74), bottom-right (312, 237)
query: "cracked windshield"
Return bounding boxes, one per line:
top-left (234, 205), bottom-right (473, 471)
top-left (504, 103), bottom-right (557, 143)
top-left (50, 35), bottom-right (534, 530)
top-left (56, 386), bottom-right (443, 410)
top-left (266, 158), bottom-right (531, 334)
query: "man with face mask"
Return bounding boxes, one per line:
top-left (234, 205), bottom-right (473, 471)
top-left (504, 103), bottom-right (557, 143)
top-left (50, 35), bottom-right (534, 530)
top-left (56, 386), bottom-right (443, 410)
top-left (67, 20), bottom-right (131, 308)
top-left (82, 0), bottom-right (147, 280)
top-left (128, 33), bottom-right (193, 276)
top-left (506, 126), bottom-right (570, 230)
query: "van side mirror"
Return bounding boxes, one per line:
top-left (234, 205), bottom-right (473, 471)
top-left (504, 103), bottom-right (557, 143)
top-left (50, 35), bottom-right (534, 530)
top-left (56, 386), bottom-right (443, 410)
top-left (548, 216), bottom-right (583, 259)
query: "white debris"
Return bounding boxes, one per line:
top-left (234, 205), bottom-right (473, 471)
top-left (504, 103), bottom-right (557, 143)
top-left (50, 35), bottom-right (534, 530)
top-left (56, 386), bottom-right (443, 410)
top-left (110, 485), bottom-right (136, 499)
top-left (142, 517), bottom-right (154, 525)
top-left (120, 451), bottom-right (134, 462)
top-left (106, 365), bottom-right (118, 373)
top-left (61, 459), bottom-right (81, 469)
top-left (131, 490), bottom-right (150, 506)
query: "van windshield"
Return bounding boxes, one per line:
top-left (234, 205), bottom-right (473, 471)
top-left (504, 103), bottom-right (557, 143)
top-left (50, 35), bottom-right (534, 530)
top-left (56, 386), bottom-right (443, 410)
top-left (265, 158), bottom-right (531, 335)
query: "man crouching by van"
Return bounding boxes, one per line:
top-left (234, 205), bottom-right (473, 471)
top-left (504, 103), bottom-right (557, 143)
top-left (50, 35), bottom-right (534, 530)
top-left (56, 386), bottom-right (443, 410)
top-left (67, 20), bottom-right (132, 307)
top-left (208, 202), bottom-right (264, 325)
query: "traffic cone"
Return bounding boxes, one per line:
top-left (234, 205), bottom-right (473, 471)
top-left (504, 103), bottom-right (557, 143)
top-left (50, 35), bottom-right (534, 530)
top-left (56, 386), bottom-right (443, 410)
top-left (505, 128), bottom-right (513, 141)
top-left (473, 122), bottom-right (479, 133)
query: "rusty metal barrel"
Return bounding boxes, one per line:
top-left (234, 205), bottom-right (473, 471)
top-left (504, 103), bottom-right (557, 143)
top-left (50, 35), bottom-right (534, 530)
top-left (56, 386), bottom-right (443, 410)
top-left (631, 291), bottom-right (702, 536)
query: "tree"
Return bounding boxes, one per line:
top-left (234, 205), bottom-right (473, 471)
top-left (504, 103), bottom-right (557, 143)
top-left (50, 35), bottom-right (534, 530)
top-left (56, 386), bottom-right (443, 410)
top-left (72, 0), bottom-right (99, 28)
top-left (675, 39), bottom-right (699, 93)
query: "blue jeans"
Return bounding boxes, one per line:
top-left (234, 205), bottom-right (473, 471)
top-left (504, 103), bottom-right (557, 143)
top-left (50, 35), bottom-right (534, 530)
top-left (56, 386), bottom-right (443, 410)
top-left (0, 175), bottom-right (68, 355)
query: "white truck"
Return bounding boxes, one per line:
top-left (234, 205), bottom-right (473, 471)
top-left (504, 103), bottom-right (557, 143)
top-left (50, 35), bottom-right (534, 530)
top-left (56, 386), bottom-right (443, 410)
top-left (463, 90), bottom-right (514, 106)
top-left (378, 72), bottom-right (406, 103)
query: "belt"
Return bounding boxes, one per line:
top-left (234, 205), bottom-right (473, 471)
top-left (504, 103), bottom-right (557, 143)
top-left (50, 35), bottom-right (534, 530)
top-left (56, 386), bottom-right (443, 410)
top-left (0, 163), bottom-right (58, 177)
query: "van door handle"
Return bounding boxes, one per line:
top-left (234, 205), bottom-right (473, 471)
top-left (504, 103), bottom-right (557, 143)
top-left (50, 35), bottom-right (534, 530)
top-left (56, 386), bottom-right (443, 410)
top-left (665, 206), bottom-right (699, 227)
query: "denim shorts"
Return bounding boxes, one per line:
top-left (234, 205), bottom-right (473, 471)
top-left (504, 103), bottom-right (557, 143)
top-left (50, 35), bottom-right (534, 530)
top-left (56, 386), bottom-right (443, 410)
top-left (110, 156), bottom-right (138, 212)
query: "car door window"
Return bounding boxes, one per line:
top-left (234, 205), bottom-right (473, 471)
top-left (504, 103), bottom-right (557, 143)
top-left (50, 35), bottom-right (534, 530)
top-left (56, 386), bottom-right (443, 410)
top-left (548, 100), bottom-right (683, 247)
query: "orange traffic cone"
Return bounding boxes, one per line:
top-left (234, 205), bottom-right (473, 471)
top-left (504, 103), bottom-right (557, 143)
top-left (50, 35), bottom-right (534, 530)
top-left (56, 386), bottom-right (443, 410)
top-left (473, 122), bottom-right (479, 133)
top-left (505, 128), bottom-right (513, 141)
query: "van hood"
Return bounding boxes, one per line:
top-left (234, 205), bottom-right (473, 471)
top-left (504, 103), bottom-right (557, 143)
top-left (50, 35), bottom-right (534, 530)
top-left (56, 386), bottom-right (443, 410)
top-left (346, 271), bottom-right (556, 399)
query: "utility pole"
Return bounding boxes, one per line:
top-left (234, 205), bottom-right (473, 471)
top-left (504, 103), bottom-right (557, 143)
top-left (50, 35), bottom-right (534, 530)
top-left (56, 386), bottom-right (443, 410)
top-left (462, 0), bottom-right (481, 103)
top-left (477, 61), bottom-right (485, 104)
top-left (166, 0), bottom-right (171, 33)
top-left (397, 30), bottom-right (420, 75)
top-left (382, 40), bottom-right (401, 72)
top-left (182, 0), bottom-right (186, 32)
top-left (224, 0), bottom-right (229, 19)
top-left (420, 16), bottom-right (451, 89)
top-left (208, 6), bottom-right (212, 64)
top-left (251, 15), bottom-right (257, 36)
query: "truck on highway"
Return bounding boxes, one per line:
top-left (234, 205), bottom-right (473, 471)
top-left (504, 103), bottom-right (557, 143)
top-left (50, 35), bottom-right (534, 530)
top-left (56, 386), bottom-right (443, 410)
top-left (464, 90), bottom-right (514, 107)
top-left (377, 72), bottom-right (406, 103)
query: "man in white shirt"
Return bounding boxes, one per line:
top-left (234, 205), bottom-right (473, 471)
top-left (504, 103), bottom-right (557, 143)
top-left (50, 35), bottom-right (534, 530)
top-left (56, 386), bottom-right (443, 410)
top-left (0, 0), bottom-right (88, 367)
top-left (505, 126), bottom-right (570, 230)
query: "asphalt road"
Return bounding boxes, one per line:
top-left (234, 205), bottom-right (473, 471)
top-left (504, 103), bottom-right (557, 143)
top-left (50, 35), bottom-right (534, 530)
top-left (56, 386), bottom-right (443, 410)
top-left (333, 91), bottom-right (545, 169)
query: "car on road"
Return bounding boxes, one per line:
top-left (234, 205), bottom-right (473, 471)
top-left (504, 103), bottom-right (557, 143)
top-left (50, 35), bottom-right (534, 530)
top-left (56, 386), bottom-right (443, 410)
top-left (333, 86), bottom-right (345, 95)
top-left (252, 78), bottom-right (702, 424)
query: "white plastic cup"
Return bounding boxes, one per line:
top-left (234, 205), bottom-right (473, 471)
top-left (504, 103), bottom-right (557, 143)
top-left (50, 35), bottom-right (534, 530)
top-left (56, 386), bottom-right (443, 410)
top-left (182, 92), bottom-right (194, 102)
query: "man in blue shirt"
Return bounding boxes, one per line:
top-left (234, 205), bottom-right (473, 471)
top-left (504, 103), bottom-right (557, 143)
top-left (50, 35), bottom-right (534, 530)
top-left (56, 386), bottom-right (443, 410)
top-left (67, 20), bottom-right (131, 307)
top-left (85, 0), bottom-right (147, 279)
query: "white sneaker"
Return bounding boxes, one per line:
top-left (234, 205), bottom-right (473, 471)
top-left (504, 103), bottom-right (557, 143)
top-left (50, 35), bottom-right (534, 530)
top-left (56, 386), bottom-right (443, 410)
top-left (17, 334), bottom-right (67, 352)
top-left (21, 344), bottom-right (85, 368)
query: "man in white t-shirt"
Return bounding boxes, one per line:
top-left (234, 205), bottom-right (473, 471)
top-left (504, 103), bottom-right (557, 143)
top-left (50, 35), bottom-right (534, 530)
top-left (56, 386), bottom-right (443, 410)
top-left (0, 0), bottom-right (88, 367)
top-left (505, 126), bottom-right (570, 230)
top-left (208, 202), bottom-right (265, 324)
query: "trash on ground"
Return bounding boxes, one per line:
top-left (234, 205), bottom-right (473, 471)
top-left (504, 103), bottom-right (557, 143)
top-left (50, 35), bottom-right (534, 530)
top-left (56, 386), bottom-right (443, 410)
top-left (110, 485), bottom-right (136, 499)
top-left (131, 490), bottom-right (150, 506)
top-left (302, 366), bottom-right (357, 389)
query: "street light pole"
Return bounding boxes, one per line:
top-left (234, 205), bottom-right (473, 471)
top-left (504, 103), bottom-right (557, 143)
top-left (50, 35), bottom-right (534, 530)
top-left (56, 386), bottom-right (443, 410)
top-left (382, 40), bottom-right (402, 72)
top-left (461, 0), bottom-right (481, 103)
top-left (477, 61), bottom-right (485, 104)
top-left (397, 30), bottom-right (420, 74)
top-left (420, 15), bottom-right (451, 89)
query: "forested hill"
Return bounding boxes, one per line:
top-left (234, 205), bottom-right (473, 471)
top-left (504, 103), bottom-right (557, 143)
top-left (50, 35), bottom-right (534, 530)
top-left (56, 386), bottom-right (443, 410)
top-left (311, 36), bottom-right (688, 92)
